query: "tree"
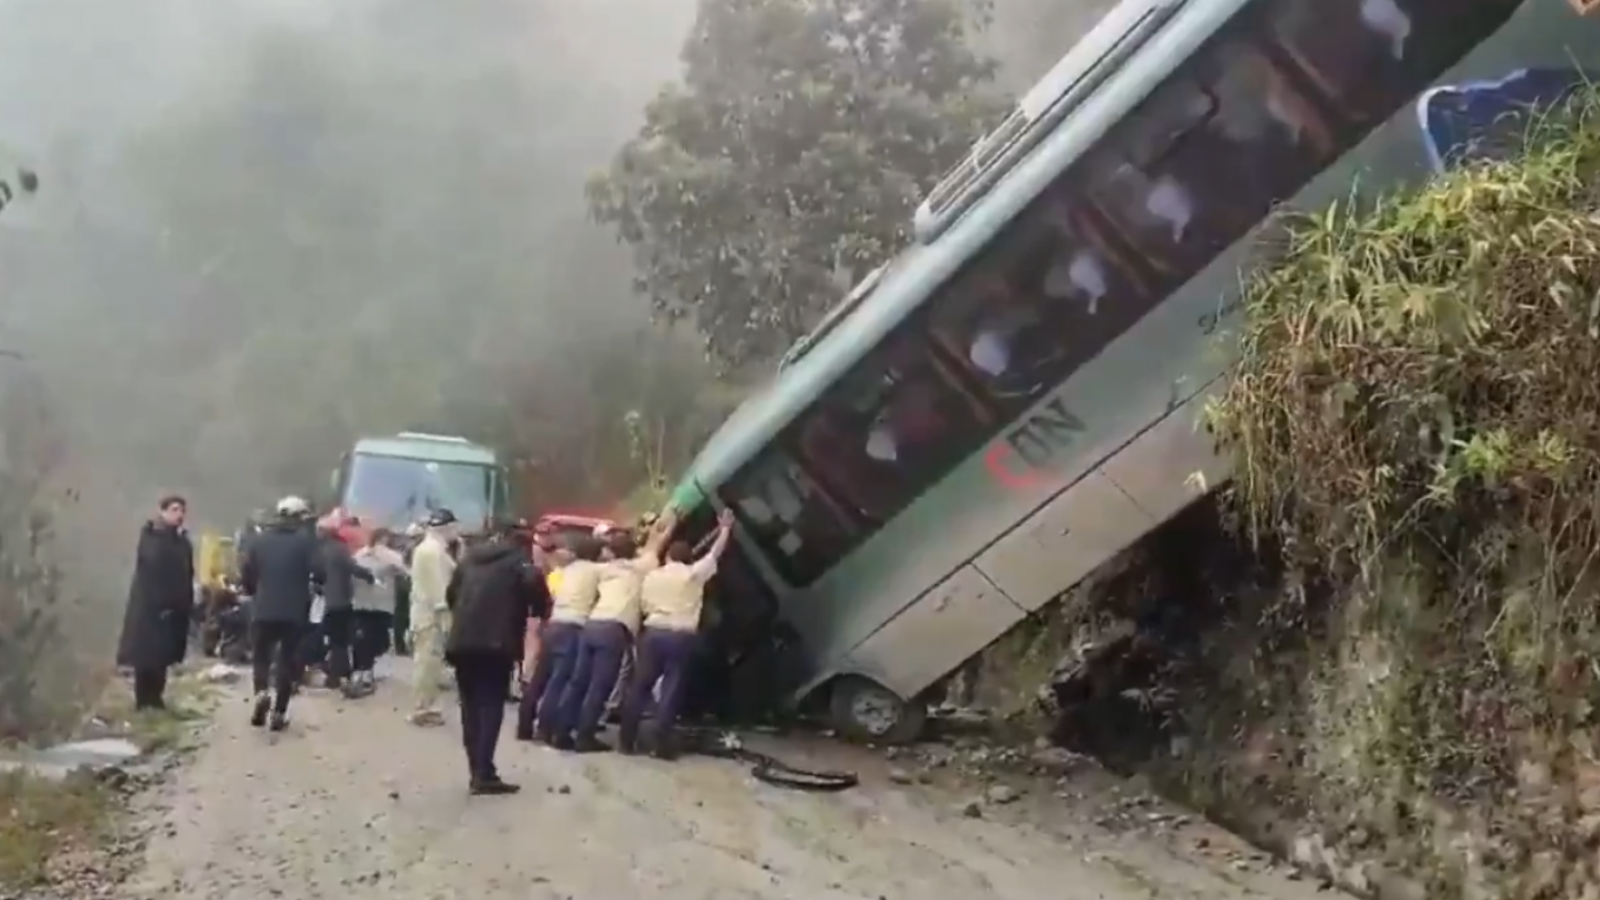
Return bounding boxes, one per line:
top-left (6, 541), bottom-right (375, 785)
top-left (587, 0), bottom-right (1005, 370)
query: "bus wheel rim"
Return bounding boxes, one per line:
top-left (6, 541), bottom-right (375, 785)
top-left (850, 689), bottom-right (899, 735)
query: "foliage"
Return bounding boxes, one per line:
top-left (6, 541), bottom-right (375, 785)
top-left (0, 378), bottom-right (84, 743)
top-left (0, 771), bottom-right (110, 890)
top-left (587, 0), bottom-right (1006, 370)
top-left (1203, 90), bottom-right (1600, 892)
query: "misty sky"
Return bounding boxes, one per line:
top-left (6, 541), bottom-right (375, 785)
top-left (0, 0), bottom-right (1093, 535)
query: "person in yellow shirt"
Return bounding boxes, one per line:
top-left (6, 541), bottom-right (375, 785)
top-left (514, 529), bottom-right (566, 741)
top-left (527, 534), bottom-right (604, 744)
top-left (621, 508), bottom-right (734, 759)
top-left (548, 511), bottom-right (676, 752)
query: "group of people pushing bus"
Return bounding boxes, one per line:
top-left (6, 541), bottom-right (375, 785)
top-left (118, 491), bottom-right (736, 795)
top-left (402, 501), bottom-right (737, 792)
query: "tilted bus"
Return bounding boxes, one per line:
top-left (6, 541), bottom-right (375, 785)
top-left (665, 0), bottom-right (1599, 743)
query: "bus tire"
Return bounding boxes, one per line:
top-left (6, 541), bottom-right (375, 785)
top-left (827, 676), bottom-right (926, 746)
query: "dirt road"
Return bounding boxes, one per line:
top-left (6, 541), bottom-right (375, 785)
top-left (117, 660), bottom-right (1348, 900)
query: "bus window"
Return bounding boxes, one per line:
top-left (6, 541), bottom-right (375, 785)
top-left (1264, 0), bottom-right (1524, 129)
top-left (798, 336), bottom-right (989, 525)
top-left (1087, 35), bottom-right (1336, 278)
top-left (929, 196), bottom-right (1153, 416)
top-left (666, 502), bottom-right (777, 642)
top-left (722, 450), bottom-right (855, 587)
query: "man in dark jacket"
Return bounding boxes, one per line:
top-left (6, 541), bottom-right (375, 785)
top-left (315, 516), bottom-right (375, 695)
top-left (238, 495), bottom-right (324, 732)
top-left (116, 495), bottom-right (196, 711)
top-left (444, 519), bottom-right (550, 795)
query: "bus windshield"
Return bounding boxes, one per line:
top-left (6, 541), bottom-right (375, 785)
top-left (342, 453), bottom-right (497, 529)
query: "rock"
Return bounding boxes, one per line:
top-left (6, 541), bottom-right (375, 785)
top-left (1026, 745), bottom-right (1088, 776)
top-left (1525, 850), bottom-right (1563, 899)
top-left (202, 663), bottom-right (242, 684)
top-left (985, 784), bottom-right (1020, 805)
top-left (887, 767), bottom-right (914, 785)
top-left (1370, 866), bottom-right (1428, 900)
top-left (958, 800), bottom-right (983, 818)
top-left (1517, 759), bottom-right (1553, 793)
top-left (0, 738), bottom-right (147, 782)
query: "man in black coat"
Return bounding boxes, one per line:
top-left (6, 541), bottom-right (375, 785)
top-left (444, 519), bottom-right (549, 795)
top-left (116, 495), bottom-right (196, 711)
top-left (238, 495), bottom-right (324, 732)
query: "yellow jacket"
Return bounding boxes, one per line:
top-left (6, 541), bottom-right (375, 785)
top-left (196, 533), bottom-right (236, 590)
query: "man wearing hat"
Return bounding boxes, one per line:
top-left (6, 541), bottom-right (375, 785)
top-left (408, 509), bottom-right (458, 726)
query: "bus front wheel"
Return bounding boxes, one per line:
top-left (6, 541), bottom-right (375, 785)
top-left (828, 676), bottom-right (927, 746)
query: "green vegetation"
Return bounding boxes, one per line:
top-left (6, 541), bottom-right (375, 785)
top-left (0, 770), bottom-right (112, 890)
top-left (1196, 89), bottom-right (1600, 896)
top-left (588, 0), bottom-right (1005, 370)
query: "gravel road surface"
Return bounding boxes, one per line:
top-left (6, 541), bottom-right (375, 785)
top-left (116, 659), bottom-right (1350, 900)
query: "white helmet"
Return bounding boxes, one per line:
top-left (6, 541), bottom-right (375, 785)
top-left (275, 495), bottom-right (311, 517)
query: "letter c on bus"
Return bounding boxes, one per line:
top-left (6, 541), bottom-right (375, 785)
top-left (985, 443), bottom-right (1044, 490)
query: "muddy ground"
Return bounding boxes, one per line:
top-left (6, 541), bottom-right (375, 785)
top-left (90, 658), bottom-right (1350, 900)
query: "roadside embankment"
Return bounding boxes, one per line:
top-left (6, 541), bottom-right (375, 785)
top-left (973, 90), bottom-right (1600, 900)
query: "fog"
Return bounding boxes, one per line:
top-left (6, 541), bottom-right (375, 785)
top-left (0, 0), bottom-right (713, 527)
top-left (0, 0), bottom-right (1093, 543)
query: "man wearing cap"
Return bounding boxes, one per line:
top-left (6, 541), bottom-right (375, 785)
top-left (408, 509), bottom-right (458, 726)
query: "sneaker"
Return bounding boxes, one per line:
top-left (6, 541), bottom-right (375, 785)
top-left (249, 693), bottom-right (270, 728)
top-left (549, 733), bottom-right (575, 751)
top-left (572, 734), bottom-right (611, 754)
top-left (469, 779), bottom-right (522, 796)
top-left (268, 712), bottom-right (289, 733)
top-left (408, 709), bottom-right (446, 727)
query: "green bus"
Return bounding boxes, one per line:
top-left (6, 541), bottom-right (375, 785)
top-left (331, 431), bottom-right (513, 534)
top-left (668, 0), bottom-right (1600, 743)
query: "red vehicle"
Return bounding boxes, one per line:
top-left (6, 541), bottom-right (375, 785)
top-left (535, 511), bottom-right (620, 548)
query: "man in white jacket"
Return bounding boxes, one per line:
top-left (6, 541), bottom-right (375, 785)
top-left (408, 509), bottom-right (458, 726)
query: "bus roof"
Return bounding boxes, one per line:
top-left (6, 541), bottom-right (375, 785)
top-left (353, 434), bottom-right (500, 466)
top-left (680, 0), bottom-right (1213, 493)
